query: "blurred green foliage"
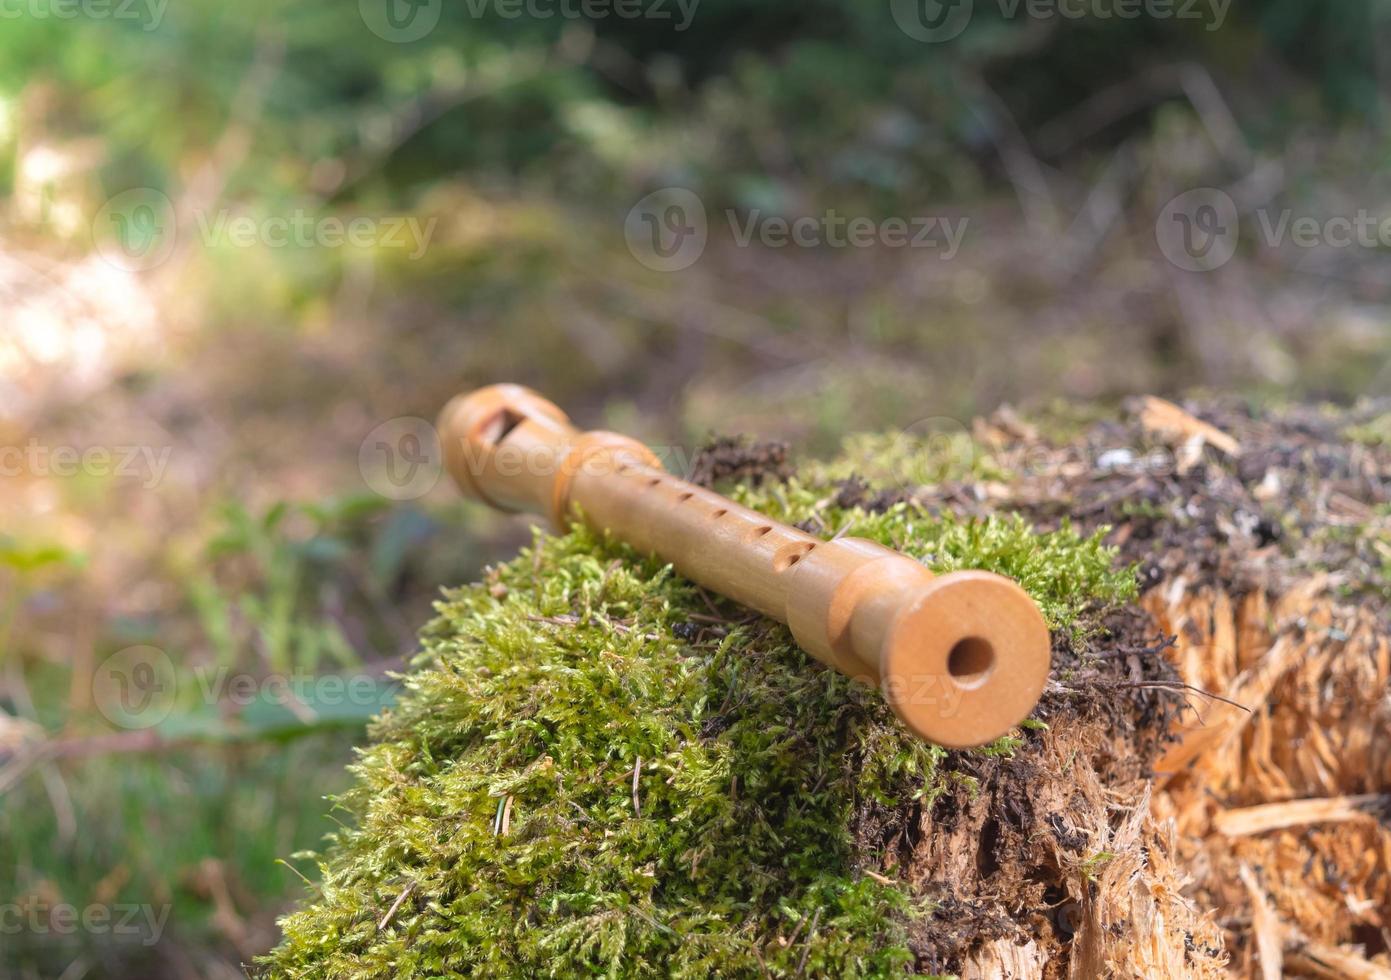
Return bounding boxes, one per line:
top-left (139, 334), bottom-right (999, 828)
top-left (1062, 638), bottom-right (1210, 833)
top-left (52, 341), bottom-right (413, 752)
top-left (0, 490), bottom-right (495, 976)
top-left (0, 0), bottom-right (1379, 216)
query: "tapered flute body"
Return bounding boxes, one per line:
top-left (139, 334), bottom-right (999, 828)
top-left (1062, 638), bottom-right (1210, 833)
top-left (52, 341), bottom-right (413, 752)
top-left (438, 384), bottom-right (1051, 748)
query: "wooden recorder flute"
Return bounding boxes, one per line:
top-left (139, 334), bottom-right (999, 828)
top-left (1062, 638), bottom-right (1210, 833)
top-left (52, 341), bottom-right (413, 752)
top-left (438, 384), bottom-right (1051, 748)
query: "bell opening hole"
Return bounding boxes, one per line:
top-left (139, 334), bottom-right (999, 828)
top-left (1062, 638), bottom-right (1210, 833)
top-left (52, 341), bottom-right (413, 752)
top-left (947, 637), bottom-right (995, 688)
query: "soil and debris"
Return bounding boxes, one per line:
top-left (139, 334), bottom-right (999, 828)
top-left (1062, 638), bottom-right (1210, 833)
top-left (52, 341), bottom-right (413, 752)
top-left (261, 396), bottom-right (1390, 979)
top-left (888, 395), bottom-right (1391, 978)
top-left (688, 435), bottom-right (795, 489)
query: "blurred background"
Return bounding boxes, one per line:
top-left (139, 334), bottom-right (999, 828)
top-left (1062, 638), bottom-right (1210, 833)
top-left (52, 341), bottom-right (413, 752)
top-left (0, 0), bottom-right (1388, 975)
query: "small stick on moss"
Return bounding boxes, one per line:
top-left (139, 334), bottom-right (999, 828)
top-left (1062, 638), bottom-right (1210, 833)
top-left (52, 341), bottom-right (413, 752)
top-left (796, 907), bottom-right (822, 977)
top-left (1093, 634), bottom-right (1178, 659)
top-left (377, 881), bottom-right (416, 932)
top-left (780, 915), bottom-right (806, 949)
top-left (752, 944), bottom-right (772, 980)
top-left (694, 586), bottom-right (726, 620)
top-left (275, 858), bottom-right (318, 892)
top-left (529, 612), bottom-right (634, 634)
top-left (1119, 680), bottom-right (1250, 713)
top-left (632, 756), bottom-right (642, 817)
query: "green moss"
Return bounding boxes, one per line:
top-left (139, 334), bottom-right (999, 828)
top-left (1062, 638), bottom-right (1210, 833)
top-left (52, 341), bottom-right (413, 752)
top-left (1310, 503), bottom-right (1391, 602)
top-left (1344, 414), bottom-right (1391, 448)
top-left (261, 443), bottom-right (1136, 979)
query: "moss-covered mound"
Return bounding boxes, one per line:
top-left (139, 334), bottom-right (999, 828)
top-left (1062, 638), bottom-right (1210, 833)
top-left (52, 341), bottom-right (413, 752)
top-left (260, 431), bottom-right (1142, 978)
top-left (262, 398), bottom-right (1390, 978)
